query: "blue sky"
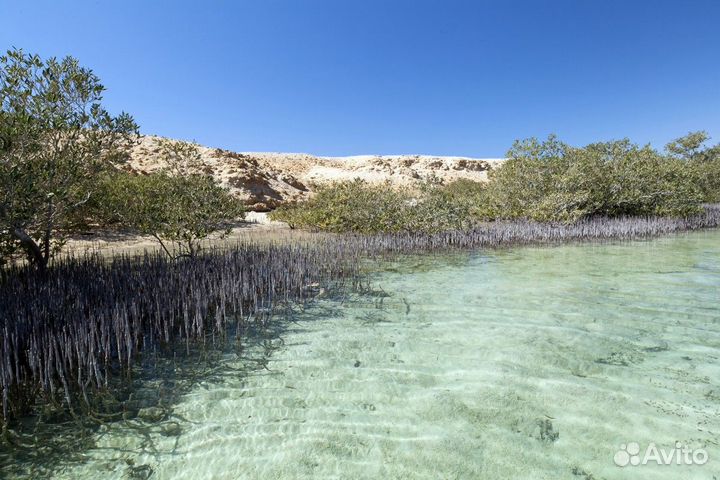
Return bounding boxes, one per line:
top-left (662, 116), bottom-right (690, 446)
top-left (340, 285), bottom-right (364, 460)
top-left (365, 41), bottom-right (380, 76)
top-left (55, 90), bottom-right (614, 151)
top-left (2, 0), bottom-right (719, 157)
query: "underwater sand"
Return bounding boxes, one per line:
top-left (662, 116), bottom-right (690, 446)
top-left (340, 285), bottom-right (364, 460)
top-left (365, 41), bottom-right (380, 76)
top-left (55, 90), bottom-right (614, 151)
top-left (47, 230), bottom-right (720, 479)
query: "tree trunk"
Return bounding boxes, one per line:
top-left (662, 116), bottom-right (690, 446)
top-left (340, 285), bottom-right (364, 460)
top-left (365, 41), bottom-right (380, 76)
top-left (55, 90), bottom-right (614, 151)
top-left (11, 227), bottom-right (47, 272)
top-left (42, 197), bottom-right (54, 266)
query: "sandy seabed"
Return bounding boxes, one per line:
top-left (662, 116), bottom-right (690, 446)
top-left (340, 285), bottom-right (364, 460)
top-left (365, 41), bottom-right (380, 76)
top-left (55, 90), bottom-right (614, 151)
top-left (46, 230), bottom-right (720, 479)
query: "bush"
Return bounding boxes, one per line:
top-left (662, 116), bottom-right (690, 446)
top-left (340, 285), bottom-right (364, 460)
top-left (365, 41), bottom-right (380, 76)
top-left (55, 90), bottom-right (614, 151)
top-left (270, 178), bottom-right (491, 234)
top-left (488, 136), bottom-right (703, 222)
top-left (665, 131), bottom-right (720, 203)
top-left (94, 171), bottom-right (245, 257)
top-left (693, 151), bottom-right (720, 203)
top-left (270, 180), bottom-right (411, 234)
top-left (410, 178), bottom-right (494, 230)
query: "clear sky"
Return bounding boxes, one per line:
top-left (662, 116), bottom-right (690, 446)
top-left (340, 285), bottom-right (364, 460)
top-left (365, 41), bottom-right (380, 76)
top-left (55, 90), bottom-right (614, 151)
top-left (2, 0), bottom-right (719, 157)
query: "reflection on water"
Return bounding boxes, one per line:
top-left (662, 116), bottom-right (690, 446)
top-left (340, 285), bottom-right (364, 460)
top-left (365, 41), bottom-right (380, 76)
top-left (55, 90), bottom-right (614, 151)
top-left (9, 231), bottom-right (720, 479)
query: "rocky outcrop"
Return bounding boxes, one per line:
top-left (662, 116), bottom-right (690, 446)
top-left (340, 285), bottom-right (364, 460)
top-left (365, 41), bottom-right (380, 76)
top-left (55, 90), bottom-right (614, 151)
top-left (127, 136), bottom-right (503, 211)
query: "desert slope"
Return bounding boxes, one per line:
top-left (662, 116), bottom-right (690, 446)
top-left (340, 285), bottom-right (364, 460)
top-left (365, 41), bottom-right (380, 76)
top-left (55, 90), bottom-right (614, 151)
top-left (127, 136), bottom-right (503, 211)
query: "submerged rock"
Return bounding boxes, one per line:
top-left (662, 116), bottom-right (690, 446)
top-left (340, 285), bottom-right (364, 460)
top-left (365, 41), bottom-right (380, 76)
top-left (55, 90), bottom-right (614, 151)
top-left (126, 464), bottom-right (153, 480)
top-left (159, 421), bottom-right (183, 437)
top-left (535, 418), bottom-right (559, 443)
top-left (127, 388), bottom-right (161, 410)
top-left (594, 350), bottom-right (641, 367)
top-left (137, 406), bottom-right (166, 423)
top-left (571, 466), bottom-right (599, 479)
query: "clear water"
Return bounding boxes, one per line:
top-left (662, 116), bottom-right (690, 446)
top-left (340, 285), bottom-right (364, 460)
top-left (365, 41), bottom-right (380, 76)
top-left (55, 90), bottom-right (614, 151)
top-left (45, 231), bottom-right (720, 478)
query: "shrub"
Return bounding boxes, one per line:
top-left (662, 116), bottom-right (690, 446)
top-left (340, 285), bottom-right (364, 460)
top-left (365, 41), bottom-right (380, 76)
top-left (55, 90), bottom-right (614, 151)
top-left (270, 180), bottom-right (412, 234)
top-left (694, 151), bottom-right (720, 203)
top-left (94, 171), bottom-right (245, 257)
top-left (270, 178), bottom-right (492, 234)
top-left (666, 131), bottom-right (720, 203)
top-left (488, 136), bottom-right (703, 222)
top-left (410, 179), bottom-right (494, 230)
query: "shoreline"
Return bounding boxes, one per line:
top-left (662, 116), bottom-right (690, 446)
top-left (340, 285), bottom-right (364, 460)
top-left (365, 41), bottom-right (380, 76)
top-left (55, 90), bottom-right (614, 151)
top-left (355, 204), bottom-right (720, 254)
top-left (57, 204), bottom-right (720, 262)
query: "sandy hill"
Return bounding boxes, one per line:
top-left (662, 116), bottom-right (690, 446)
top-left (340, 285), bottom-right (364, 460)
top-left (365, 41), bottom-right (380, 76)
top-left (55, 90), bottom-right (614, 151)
top-left (127, 136), bottom-right (503, 211)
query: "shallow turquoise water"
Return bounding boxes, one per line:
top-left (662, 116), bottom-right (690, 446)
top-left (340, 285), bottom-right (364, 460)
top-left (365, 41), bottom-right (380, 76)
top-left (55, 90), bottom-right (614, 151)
top-left (49, 230), bottom-right (720, 479)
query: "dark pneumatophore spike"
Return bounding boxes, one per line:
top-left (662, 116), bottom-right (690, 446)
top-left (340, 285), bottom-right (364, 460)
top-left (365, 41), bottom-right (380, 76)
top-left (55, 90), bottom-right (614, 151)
top-left (1, 204), bottom-right (719, 425)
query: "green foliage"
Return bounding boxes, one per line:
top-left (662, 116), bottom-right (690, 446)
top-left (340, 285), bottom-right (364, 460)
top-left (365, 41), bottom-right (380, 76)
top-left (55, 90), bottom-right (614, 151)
top-left (156, 137), bottom-right (206, 175)
top-left (665, 131), bottom-right (710, 158)
top-left (488, 136), bottom-right (703, 222)
top-left (411, 178), bottom-right (494, 230)
top-left (0, 49), bottom-right (247, 265)
top-left (0, 48), bottom-right (138, 269)
top-left (93, 134), bottom-right (244, 258)
top-left (694, 149), bottom-right (720, 203)
top-left (270, 178), bottom-right (491, 234)
top-left (271, 180), bottom-right (410, 234)
top-left (95, 171), bottom-right (245, 257)
top-left (666, 131), bottom-right (720, 203)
